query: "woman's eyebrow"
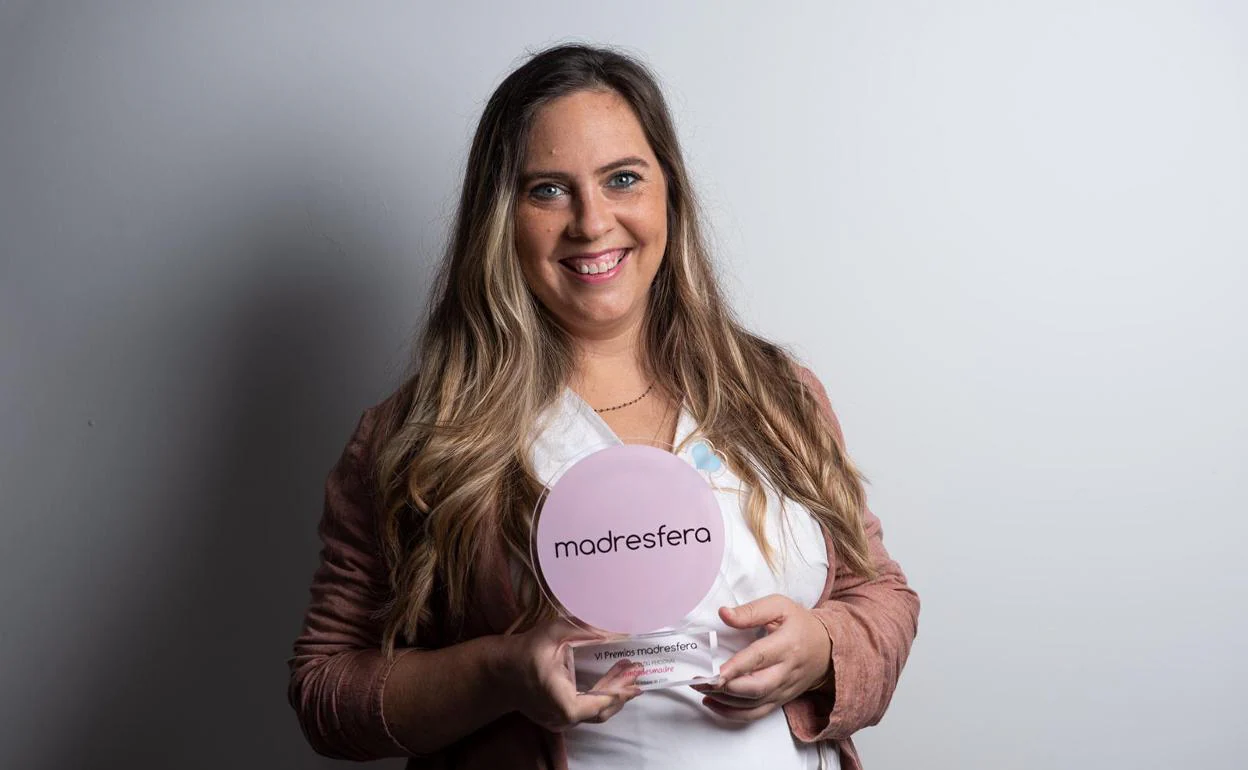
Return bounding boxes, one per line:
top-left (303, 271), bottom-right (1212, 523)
top-left (519, 156), bottom-right (650, 186)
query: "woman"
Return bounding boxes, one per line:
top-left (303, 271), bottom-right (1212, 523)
top-left (287, 43), bottom-right (919, 770)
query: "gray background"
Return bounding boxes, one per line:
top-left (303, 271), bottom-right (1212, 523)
top-left (3, 1), bottom-right (1245, 768)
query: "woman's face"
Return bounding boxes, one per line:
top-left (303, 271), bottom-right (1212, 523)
top-left (514, 89), bottom-right (668, 342)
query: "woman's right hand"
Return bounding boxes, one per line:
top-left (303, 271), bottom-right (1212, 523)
top-left (501, 617), bottom-right (642, 732)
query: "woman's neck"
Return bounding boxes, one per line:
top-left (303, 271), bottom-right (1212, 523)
top-left (568, 327), bottom-right (651, 410)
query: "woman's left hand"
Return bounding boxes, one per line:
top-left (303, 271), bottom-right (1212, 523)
top-left (692, 594), bottom-right (831, 722)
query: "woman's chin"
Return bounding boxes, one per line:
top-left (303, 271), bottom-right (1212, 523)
top-left (560, 306), bottom-right (645, 338)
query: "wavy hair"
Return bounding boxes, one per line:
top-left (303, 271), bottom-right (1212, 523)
top-left (372, 43), bottom-right (875, 654)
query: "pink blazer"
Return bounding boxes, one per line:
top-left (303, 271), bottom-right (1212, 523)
top-left (287, 367), bottom-right (921, 769)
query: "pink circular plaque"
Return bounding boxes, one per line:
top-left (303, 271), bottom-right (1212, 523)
top-left (533, 444), bottom-right (725, 634)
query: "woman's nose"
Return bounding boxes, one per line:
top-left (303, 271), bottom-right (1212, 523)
top-left (568, 191), bottom-right (613, 241)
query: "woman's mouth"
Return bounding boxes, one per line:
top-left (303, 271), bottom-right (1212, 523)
top-left (559, 248), bottom-right (630, 284)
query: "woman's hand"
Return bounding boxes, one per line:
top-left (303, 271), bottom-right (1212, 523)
top-left (692, 594), bottom-right (832, 722)
top-left (502, 617), bottom-right (642, 732)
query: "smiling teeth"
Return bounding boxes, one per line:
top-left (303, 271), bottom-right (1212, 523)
top-left (577, 253), bottom-right (623, 274)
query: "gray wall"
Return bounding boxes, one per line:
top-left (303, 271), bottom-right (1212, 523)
top-left (3, 2), bottom-right (1245, 769)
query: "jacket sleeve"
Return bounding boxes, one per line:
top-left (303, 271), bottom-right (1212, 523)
top-left (786, 367), bottom-right (921, 743)
top-left (286, 406), bottom-right (419, 760)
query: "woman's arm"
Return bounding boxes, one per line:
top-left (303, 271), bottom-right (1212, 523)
top-left (286, 406), bottom-right (498, 759)
top-left (287, 407), bottom-right (636, 759)
top-left (787, 367), bottom-right (921, 742)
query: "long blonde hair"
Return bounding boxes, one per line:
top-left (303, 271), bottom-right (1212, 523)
top-left (372, 44), bottom-right (874, 654)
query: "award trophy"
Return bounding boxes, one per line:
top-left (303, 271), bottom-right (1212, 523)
top-left (530, 441), bottom-right (731, 692)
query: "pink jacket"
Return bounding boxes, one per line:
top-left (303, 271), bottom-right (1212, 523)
top-left (287, 368), bottom-right (920, 769)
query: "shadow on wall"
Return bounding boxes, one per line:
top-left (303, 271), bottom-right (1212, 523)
top-left (40, 193), bottom-right (423, 770)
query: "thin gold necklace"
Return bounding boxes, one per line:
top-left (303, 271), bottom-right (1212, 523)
top-left (593, 381), bottom-right (655, 413)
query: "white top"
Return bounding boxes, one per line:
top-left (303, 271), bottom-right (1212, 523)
top-left (526, 388), bottom-right (840, 770)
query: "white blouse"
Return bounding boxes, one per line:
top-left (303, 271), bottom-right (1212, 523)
top-left (526, 388), bottom-right (840, 770)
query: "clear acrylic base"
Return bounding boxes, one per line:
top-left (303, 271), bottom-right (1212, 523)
top-left (567, 628), bottom-right (720, 692)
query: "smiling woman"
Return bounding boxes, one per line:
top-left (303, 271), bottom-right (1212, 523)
top-left (287, 43), bottom-right (919, 770)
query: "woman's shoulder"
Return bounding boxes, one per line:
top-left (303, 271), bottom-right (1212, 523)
top-left (789, 361), bottom-right (845, 443)
top-left (351, 380), bottom-right (417, 464)
top-left (792, 362), bottom-right (824, 395)
top-left (360, 386), bottom-right (407, 432)
top-left (789, 361), bottom-right (829, 408)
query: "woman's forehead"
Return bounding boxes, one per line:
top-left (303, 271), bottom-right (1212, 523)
top-left (524, 90), bottom-right (654, 170)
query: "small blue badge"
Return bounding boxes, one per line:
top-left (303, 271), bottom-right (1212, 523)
top-left (690, 440), bottom-right (724, 474)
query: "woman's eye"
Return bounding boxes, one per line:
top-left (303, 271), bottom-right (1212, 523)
top-left (608, 171), bottom-right (640, 188)
top-left (530, 183), bottom-right (563, 200)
